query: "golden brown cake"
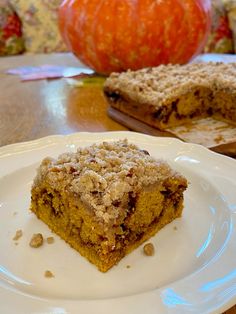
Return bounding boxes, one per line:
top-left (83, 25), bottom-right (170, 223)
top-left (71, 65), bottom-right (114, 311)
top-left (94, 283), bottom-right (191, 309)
top-left (104, 62), bottom-right (236, 130)
top-left (30, 139), bottom-right (187, 272)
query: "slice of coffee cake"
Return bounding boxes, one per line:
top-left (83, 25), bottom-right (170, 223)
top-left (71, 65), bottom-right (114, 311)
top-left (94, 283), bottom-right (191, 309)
top-left (104, 62), bottom-right (236, 130)
top-left (30, 139), bottom-right (187, 272)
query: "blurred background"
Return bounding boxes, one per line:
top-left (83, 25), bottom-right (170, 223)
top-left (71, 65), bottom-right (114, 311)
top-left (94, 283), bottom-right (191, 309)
top-left (0, 0), bottom-right (236, 58)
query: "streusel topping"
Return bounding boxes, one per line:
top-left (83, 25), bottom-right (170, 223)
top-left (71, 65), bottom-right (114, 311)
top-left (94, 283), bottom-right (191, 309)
top-left (104, 62), bottom-right (236, 108)
top-left (33, 140), bottom-right (182, 224)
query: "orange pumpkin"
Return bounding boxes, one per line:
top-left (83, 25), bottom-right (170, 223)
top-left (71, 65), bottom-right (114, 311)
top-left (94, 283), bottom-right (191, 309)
top-left (59, 0), bottom-right (211, 74)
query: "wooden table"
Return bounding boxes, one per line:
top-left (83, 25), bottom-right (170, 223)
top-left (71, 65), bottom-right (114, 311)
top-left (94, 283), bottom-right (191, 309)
top-left (0, 53), bottom-right (235, 314)
top-left (0, 53), bottom-right (127, 147)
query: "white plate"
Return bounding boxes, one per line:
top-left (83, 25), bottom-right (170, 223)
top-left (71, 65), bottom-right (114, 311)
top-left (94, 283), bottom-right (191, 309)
top-left (0, 131), bottom-right (236, 314)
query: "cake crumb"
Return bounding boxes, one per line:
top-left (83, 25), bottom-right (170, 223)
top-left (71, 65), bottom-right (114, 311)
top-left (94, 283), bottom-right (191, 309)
top-left (13, 212), bottom-right (18, 216)
top-left (173, 226), bottom-right (178, 231)
top-left (44, 270), bottom-right (54, 278)
top-left (46, 236), bottom-right (54, 244)
top-left (143, 243), bottom-right (155, 256)
top-left (29, 233), bottom-right (44, 248)
top-left (13, 229), bottom-right (23, 241)
top-left (126, 265), bottom-right (131, 269)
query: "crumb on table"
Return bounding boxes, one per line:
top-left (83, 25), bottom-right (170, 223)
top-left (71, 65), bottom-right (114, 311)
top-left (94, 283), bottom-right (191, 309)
top-left (214, 134), bottom-right (224, 143)
top-left (44, 270), bottom-right (54, 278)
top-left (29, 233), bottom-right (44, 248)
top-left (126, 265), bottom-right (131, 269)
top-left (173, 226), bottom-right (178, 231)
top-left (46, 236), bottom-right (54, 244)
top-left (143, 243), bottom-right (155, 256)
top-left (13, 229), bottom-right (23, 241)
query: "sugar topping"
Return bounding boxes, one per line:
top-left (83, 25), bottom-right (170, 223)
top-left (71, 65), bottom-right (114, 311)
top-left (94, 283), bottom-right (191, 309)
top-left (104, 62), bottom-right (236, 108)
top-left (33, 139), bottom-right (181, 224)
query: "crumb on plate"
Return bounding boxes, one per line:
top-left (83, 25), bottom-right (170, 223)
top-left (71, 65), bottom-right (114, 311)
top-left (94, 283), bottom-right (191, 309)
top-left (13, 229), bottom-right (23, 241)
top-left (46, 236), bottom-right (54, 244)
top-left (29, 233), bottom-right (44, 248)
top-left (44, 270), bottom-right (54, 278)
top-left (143, 243), bottom-right (155, 256)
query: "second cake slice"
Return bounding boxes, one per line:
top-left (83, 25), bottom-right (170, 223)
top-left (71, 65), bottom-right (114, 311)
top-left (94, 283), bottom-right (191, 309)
top-left (104, 62), bottom-right (236, 130)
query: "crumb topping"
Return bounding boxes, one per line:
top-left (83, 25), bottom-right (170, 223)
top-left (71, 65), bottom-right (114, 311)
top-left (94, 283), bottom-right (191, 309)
top-left (33, 139), bottom-right (184, 224)
top-left (104, 62), bottom-right (236, 108)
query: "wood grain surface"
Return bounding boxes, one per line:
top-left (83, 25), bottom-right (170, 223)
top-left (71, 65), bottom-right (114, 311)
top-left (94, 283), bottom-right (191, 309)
top-left (0, 53), bottom-right (235, 314)
top-left (0, 53), bottom-right (127, 147)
